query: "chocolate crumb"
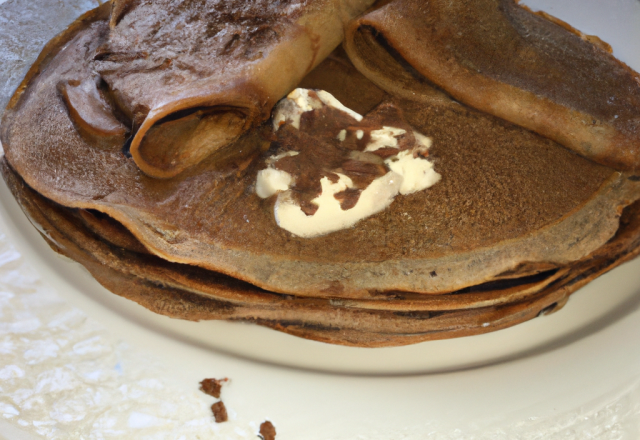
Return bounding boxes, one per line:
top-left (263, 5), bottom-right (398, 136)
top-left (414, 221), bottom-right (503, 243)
top-left (334, 187), bottom-right (362, 210)
top-left (211, 401), bottom-right (228, 423)
top-left (300, 200), bottom-right (319, 216)
top-left (200, 378), bottom-right (227, 398)
top-left (259, 420), bottom-right (276, 440)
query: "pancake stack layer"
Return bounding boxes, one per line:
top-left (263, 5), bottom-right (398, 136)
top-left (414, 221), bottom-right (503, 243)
top-left (2, 0), bottom-right (640, 346)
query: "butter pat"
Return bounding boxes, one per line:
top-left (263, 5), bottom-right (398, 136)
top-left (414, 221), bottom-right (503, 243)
top-left (256, 151), bottom-right (299, 198)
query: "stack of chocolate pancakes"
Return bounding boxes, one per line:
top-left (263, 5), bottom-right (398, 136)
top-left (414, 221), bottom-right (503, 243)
top-left (2, 0), bottom-right (640, 347)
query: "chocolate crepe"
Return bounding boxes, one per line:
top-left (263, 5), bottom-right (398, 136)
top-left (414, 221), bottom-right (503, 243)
top-left (3, 1), bottom-right (640, 346)
top-left (344, 0), bottom-right (640, 171)
top-left (54, 0), bottom-right (378, 178)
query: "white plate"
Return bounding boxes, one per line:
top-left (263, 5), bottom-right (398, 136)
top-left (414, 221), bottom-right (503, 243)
top-left (2, 0), bottom-right (640, 438)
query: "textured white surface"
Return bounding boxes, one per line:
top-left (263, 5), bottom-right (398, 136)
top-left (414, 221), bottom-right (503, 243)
top-left (0, 230), bottom-right (263, 439)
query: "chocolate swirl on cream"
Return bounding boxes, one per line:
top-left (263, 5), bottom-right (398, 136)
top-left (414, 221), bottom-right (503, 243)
top-left (256, 89), bottom-right (440, 237)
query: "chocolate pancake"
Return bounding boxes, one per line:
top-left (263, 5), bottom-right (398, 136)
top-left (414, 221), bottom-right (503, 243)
top-left (2, 1), bottom-right (640, 346)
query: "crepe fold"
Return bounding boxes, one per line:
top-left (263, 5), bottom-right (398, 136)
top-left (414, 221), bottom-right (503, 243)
top-left (59, 0), bottom-right (377, 178)
top-left (344, 0), bottom-right (640, 171)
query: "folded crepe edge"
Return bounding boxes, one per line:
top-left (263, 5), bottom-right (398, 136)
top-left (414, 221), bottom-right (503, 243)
top-left (123, 0), bottom-right (378, 179)
top-left (343, 0), bottom-right (640, 172)
top-left (22, 162), bottom-right (637, 299)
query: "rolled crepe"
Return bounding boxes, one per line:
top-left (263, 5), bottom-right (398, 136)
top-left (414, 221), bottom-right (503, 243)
top-left (86, 0), bottom-right (377, 178)
top-left (344, 0), bottom-right (640, 171)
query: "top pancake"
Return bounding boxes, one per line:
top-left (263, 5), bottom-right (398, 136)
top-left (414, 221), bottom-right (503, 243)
top-left (2, 2), bottom-right (639, 298)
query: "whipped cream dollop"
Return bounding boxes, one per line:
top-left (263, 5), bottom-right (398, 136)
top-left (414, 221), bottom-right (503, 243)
top-left (256, 88), bottom-right (441, 238)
